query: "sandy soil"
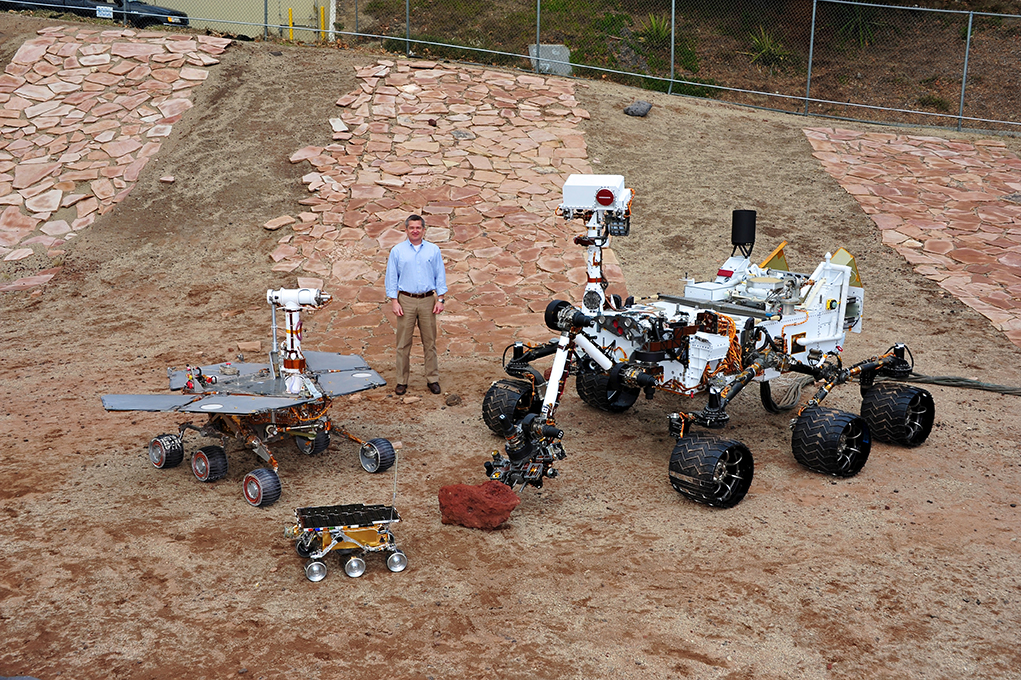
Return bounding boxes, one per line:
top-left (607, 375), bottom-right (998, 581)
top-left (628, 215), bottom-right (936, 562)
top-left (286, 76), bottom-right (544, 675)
top-left (2, 13), bottom-right (1021, 680)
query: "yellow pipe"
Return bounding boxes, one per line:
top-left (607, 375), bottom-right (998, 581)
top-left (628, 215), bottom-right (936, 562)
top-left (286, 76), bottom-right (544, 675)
top-left (320, 6), bottom-right (325, 40)
top-left (288, 8), bottom-right (293, 41)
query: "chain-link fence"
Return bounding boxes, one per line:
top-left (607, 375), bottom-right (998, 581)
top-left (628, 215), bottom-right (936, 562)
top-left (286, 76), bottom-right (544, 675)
top-left (13, 0), bottom-right (1021, 131)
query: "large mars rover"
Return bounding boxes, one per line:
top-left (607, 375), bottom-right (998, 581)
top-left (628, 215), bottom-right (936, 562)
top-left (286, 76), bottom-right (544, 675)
top-left (482, 175), bottom-right (935, 508)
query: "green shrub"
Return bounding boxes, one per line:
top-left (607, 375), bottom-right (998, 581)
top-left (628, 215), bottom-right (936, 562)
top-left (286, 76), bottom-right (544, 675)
top-left (917, 94), bottom-right (951, 112)
top-left (637, 14), bottom-right (672, 50)
top-left (745, 26), bottom-right (790, 68)
top-left (837, 2), bottom-right (887, 49)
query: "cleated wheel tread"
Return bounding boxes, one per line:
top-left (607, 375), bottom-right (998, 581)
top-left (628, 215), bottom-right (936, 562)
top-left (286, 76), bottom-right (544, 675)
top-left (295, 430), bottom-right (331, 456)
top-left (359, 438), bottom-right (396, 473)
top-left (149, 434), bottom-right (184, 469)
top-left (576, 370), bottom-right (639, 414)
top-left (482, 379), bottom-right (539, 435)
top-left (242, 468), bottom-right (282, 507)
top-left (861, 383), bottom-right (935, 447)
top-left (791, 407), bottom-right (871, 477)
top-left (192, 445), bottom-right (228, 482)
top-left (668, 435), bottom-right (754, 508)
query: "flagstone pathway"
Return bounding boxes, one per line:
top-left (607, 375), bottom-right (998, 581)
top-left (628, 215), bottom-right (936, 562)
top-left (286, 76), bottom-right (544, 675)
top-left (266, 59), bottom-right (630, 358)
top-left (804, 128), bottom-right (1021, 349)
top-left (0, 25), bottom-right (230, 291)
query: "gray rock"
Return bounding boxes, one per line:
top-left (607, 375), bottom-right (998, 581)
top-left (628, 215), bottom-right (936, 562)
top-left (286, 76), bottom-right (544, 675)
top-left (624, 100), bottom-right (653, 117)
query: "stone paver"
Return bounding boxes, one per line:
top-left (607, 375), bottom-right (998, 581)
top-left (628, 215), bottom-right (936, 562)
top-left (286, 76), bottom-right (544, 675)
top-left (805, 127), bottom-right (1021, 350)
top-left (0, 25), bottom-right (229, 292)
top-left (269, 60), bottom-right (628, 358)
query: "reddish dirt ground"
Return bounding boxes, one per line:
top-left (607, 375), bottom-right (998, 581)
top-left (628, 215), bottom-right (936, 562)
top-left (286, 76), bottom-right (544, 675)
top-left (1, 12), bottom-right (1020, 680)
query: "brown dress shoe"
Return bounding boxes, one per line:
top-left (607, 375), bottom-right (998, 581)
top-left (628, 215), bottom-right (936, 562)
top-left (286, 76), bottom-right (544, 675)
top-left (395, 384), bottom-right (407, 395)
top-left (427, 382), bottom-right (441, 394)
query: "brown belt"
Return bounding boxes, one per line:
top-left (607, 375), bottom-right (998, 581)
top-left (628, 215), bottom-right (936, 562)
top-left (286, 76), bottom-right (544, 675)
top-left (399, 290), bottom-right (434, 299)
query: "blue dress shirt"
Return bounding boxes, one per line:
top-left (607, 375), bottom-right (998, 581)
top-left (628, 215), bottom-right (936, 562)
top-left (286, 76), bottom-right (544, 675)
top-left (385, 239), bottom-right (448, 300)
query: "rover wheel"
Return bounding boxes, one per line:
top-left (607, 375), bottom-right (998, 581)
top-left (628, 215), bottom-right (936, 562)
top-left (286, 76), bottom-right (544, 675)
top-left (791, 407), bottom-right (871, 477)
top-left (305, 560), bottom-right (327, 582)
top-left (482, 379), bottom-right (538, 435)
top-left (861, 383), bottom-right (935, 447)
top-left (760, 374), bottom-right (813, 413)
top-left (148, 434), bottom-right (184, 469)
top-left (344, 555), bottom-right (367, 578)
top-left (192, 445), bottom-right (228, 482)
top-left (576, 370), bottom-right (639, 413)
top-left (668, 435), bottom-right (753, 508)
top-left (386, 550), bottom-right (408, 573)
top-left (296, 534), bottom-right (322, 559)
top-left (242, 468), bottom-right (282, 507)
top-left (294, 430), bottom-right (331, 456)
top-left (359, 438), bottom-right (396, 473)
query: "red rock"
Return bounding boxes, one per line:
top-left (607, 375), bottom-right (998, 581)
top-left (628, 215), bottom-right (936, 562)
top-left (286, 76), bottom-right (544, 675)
top-left (438, 480), bottom-right (520, 529)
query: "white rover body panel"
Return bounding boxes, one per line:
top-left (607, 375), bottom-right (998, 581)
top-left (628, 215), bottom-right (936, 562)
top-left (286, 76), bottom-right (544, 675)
top-left (481, 174), bottom-right (933, 508)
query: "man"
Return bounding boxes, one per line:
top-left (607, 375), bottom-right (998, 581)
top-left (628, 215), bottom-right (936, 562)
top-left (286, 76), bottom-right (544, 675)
top-left (385, 214), bottom-right (448, 396)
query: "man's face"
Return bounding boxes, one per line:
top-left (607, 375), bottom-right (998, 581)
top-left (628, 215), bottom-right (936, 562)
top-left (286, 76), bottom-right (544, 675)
top-left (406, 219), bottom-right (424, 245)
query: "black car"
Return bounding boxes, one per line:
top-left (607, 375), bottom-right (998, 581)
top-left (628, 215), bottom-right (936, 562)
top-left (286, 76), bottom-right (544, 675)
top-left (3, 0), bottom-right (189, 28)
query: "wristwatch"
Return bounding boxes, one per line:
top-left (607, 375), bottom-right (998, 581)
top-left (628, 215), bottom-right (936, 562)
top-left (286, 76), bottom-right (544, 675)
top-left (439, 298), bottom-right (446, 304)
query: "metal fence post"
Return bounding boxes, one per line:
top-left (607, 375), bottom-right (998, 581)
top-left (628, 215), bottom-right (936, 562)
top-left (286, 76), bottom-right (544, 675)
top-left (958, 12), bottom-right (973, 132)
top-left (535, 0), bottom-right (541, 74)
top-left (668, 0), bottom-right (676, 95)
top-left (804, 0), bottom-right (818, 116)
top-left (355, 0), bottom-right (359, 35)
top-left (405, 0), bottom-right (411, 57)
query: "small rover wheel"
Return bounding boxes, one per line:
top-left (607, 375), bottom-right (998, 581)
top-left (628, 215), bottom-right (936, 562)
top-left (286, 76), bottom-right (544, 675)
top-left (791, 407), bottom-right (871, 477)
top-left (861, 383), bottom-right (935, 447)
top-left (242, 468), bottom-right (282, 507)
top-left (192, 445), bottom-right (228, 482)
top-left (149, 434), bottom-right (184, 469)
top-left (359, 438), bottom-right (396, 473)
top-left (386, 550), bottom-right (408, 573)
top-left (576, 370), bottom-right (639, 413)
top-left (482, 379), bottom-right (538, 435)
top-left (295, 534), bottom-right (322, 559)
top-left (305, 560), bottom-right (327, 582)
top-left (294, 430), bottom-right (331, 456)
top-left (344, 555), bottom-right (367, 578)
top-left (668, 435), bottom-right (754, 508)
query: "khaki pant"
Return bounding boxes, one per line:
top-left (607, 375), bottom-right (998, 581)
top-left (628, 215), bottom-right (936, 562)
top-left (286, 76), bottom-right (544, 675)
top-left (395, 293), bottom-right (439, 385)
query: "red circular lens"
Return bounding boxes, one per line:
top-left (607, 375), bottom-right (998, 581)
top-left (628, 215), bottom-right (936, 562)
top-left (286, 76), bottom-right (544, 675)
top-left (595, 188), bottom-right (614, 206)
